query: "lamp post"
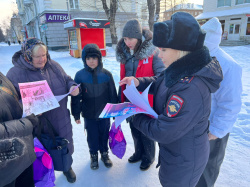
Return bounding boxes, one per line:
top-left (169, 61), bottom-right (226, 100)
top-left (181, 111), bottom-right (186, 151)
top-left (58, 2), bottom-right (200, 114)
top-left (66, 0), bottom-right (70, 20)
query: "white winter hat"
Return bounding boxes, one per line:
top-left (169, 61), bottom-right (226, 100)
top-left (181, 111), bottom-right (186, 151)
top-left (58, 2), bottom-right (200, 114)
top-left (201, 17), bottom-right (222, 51)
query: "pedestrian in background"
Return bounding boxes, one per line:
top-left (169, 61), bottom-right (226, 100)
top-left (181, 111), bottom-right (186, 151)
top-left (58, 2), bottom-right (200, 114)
top-left (116, 19), bottom-right (165, 171)
top-left (196, 17), bottom-right (242, 187)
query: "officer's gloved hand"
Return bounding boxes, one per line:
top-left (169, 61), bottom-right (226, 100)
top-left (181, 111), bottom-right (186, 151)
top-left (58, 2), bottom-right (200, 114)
top-left (26, 114), bottom-right (40, 128)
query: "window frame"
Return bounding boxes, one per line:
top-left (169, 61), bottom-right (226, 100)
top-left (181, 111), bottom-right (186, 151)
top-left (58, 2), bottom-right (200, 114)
top-left (236, 0), bottom-right (250, 5)
top-left (217, 0), bottom-right (232, 7)
top-left (246, 17), bottom-right (250, 35)
top-left (69, 0), bottom-right (79, 9)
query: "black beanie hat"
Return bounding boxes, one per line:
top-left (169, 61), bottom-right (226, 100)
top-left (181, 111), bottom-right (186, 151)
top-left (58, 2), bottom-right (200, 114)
top-left (153, 12), bottom-right (206, 51)
top-left (122, 19), bottom-right (142, 39)
top-left (82, 44), bottom-right (102, 64)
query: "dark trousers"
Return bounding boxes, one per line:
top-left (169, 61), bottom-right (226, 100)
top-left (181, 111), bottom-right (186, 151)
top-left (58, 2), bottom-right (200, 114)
top-left (196, 133), bottom-right (230, 187)
top-left (4, 164), bottom-right (34, 187)
top-left (130, 121), bottom-right (155, 163)
top-left (84, 118), bottom-right (110, 155)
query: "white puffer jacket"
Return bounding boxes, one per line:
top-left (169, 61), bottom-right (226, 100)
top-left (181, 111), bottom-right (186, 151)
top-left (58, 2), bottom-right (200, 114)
top-left (201, 17), bottom-right (242, 138)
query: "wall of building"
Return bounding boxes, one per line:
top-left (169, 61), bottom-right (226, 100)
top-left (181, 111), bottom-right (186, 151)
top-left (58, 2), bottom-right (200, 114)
top-left (51, 0), bottom-right (67, 10)
top-left (164, 9), bottom-right (203, 20)
top-left (16, 0), bottom-right (150, 50)
top-left (204, 0), bottom-right (250, 12)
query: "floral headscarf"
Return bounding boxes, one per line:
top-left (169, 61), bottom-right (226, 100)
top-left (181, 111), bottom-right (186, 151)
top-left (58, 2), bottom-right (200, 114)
top-left (21, 37), bottom-right (47, 64)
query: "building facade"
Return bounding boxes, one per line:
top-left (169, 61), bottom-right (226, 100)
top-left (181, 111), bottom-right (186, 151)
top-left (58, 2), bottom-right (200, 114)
top-left (16, 0), bottom-right (150, 50)
top-left (6, 15), bottom-right (24, 43)
top-left (163, 3), bottom-right (203, 20)
top-left (196, 0), bottom-right (250, 42)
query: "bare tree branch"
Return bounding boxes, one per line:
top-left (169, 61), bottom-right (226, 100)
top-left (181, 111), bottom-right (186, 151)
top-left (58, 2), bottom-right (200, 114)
top-left (101, 0), bottom-right (118, 44)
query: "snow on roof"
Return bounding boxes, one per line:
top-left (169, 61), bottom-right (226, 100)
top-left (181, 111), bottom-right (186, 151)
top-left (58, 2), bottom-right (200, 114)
top-left (196, 7), bottom-right (250, 20)
top-left (165, 3), bottom-right (203, 12)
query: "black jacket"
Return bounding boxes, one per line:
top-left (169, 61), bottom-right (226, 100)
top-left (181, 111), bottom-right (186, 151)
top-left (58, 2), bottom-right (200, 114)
top-left (71, 60), bottom-right (118, 120)
top-left (134, 47), bottom-right (223, 187)
top-left (0, 72), bottom-right (36, 186)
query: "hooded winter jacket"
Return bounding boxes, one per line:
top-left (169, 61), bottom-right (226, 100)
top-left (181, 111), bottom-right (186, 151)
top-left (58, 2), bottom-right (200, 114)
top-left (201, 17), bottom-right (242, 138)
top-left (6, 51), bottom-right (76, 155)
top-left (116, 28), bottom-right (165, 104)
top-left (71, 49), bottom-right (118, 120)
top-left (133, 46), bottom-right (223, 187)
top-left (0, 72), bottom-right (36, 186)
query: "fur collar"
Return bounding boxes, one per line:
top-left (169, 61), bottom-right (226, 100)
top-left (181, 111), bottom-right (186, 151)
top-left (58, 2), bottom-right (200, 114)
top-left (116, 28), bottom-right (157, 63)
top-left (164, 46), bottom-right (212, 88)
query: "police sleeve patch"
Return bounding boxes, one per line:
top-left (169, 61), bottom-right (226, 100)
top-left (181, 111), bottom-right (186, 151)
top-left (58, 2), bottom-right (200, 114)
top-left (166, 95), bottom-right (184, 117)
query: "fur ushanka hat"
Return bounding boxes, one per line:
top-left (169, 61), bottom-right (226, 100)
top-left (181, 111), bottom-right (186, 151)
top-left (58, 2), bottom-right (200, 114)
top-left (153, 12), bottom-right (206, 51)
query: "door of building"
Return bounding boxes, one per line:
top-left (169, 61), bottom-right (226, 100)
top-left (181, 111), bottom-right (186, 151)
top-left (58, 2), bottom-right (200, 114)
top-left (228, 22), bottom-right (241, 40)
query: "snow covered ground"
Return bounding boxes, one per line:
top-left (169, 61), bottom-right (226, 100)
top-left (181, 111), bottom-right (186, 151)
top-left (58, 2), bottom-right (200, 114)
top-left (0, 43), bottom-right (249, 187)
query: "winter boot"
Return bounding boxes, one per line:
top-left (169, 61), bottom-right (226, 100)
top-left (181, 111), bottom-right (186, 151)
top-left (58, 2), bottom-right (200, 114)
top-left (128, 154), bottom-right (141, 163)
top-left (101, 152), bottom-right (113, 168)
top-left (63, 167), bottom-right (76, 183)
top-left (90, 154), bottom-right (99, 170)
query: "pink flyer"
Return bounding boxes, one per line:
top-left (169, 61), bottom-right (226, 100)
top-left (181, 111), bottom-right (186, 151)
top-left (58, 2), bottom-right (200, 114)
top-left (19, 80), bottom-right (60, 117)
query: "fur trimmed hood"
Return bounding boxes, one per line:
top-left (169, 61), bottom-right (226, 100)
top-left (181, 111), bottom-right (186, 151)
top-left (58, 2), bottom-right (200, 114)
top-left (164, 46), bottom-right (223, 92)
top-left (116, 28), bottom-right (157, 64)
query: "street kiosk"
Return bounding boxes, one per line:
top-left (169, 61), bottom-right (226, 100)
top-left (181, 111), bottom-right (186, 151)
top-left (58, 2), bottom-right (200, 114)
top-left (64, 18), bottom-right (110, 58)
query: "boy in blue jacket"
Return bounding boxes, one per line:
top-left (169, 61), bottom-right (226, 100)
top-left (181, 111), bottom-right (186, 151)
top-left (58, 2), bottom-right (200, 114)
top-left (71, 44), bottom-right (118, 170)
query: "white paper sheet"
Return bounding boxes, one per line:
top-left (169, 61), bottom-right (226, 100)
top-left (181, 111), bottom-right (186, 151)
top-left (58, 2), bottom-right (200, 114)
top-left (123, 80), bottom-right (158, 118)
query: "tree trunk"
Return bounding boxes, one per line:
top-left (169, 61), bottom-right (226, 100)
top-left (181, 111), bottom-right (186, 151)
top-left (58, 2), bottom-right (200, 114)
top-left (101, 0), bottom-right (118, 44)
top-left (155, 0), bottom-right (161, 23)
top-left (147, 0), bottom-right (155, 31)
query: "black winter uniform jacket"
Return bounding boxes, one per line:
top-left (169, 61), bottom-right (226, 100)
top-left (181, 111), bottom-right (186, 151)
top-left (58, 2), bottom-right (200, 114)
top-left (71, 61), bottom-right (118, 120)
top-left (133, 47), bottom-right (223, 187)
top-left (0, 72), bottom-right (36, 186)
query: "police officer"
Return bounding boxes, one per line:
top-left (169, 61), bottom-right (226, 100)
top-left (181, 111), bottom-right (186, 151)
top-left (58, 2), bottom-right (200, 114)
top-left (119, 12), bottom-right (223, 187)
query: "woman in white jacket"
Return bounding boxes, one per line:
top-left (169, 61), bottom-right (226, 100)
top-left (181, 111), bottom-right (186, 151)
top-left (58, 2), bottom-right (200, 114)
top-left (197, 17), bottom-right (242, 187)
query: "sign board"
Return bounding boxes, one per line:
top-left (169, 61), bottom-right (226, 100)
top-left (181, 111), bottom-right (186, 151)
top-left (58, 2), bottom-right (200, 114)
top-left (40, 13), bottom-right (70, 23)
top-left (40, 24), bottom-right (48, 31)
top-left (64, 19), bottom-right (110, 29)
top-left (75, 19), bottom-right (110, 28)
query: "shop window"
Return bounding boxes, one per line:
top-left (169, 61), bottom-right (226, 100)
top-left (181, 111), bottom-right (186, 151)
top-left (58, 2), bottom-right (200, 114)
top-left (229, 24), bottom-right (241, 34)
top-left (246, 18), bottom-right (250, 35)
top-left (217, 0), bottom-right (231, 7)
top-left (236, 0), bottom-right (250, 5)
top-left (229, 24), bottom-right (234, 34)
top-left (69, 0), bottom-right (79, 9)
top-left (69, 30), bottom-right (78, 49)
top-left (235, 24), bottom-right (240, 34)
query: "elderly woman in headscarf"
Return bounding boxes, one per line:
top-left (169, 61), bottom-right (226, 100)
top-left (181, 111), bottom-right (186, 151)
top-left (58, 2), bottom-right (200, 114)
top-left (119, 12), bottom-right (223, 187)
top-left (6, 38), bottom-right (79, 183)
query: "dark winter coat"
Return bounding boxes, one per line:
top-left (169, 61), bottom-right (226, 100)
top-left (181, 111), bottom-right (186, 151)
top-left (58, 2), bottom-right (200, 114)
top-left (0, 72), bottom-right (36, 187)
top-left (71, 55), bottom-right (118, 120)
top-left (134, 47), bottom-right (223, 187)
top-left (116, 28), bottom-right (165, 102)
top-left (6, 51), bottom-right (76, 155)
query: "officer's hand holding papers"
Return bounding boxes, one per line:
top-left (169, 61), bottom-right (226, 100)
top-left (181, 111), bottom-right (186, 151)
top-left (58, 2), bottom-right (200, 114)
top-left (99, 78), bottom-right (158, 127)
